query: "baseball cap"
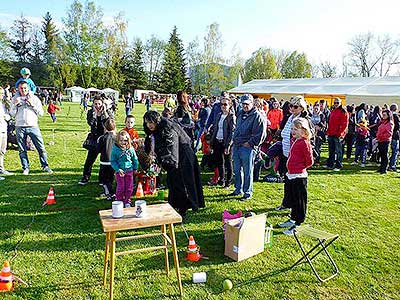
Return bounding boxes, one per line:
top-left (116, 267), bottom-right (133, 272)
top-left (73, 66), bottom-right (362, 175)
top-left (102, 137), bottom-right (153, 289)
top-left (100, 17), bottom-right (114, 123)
top-left (240, 94), bottom-right (253, 104)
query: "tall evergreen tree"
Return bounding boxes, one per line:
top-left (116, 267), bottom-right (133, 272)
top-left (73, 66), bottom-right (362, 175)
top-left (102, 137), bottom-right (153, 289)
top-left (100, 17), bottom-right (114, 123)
top-left (160, 26), bottom-right (189, 93)
top-left (10, 14), bottom-right (32, 62)
top-left (42, 12), bottom-right (59, 64)
top-left (121, 38), bottom-right (147, 93)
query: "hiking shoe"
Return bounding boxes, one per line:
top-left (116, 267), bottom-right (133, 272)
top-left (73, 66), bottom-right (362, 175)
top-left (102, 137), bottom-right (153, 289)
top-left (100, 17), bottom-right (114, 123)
top-left (78, 177), bottom-right (89, 185)
top-left (278, 219), bottom-right (295, 228)
top-left (43, 166), bottom-right (53, 174)
top-left (275, 205), bottom-right (289, 211)
top-left (22, 169), bottom-right (30, 175)
top-left (283, 225), bottom-right (299, 236)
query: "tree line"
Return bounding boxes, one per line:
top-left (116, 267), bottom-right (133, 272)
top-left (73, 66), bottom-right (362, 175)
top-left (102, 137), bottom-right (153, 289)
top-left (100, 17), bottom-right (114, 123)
top-left (1, 0), bottom-right (399, 96)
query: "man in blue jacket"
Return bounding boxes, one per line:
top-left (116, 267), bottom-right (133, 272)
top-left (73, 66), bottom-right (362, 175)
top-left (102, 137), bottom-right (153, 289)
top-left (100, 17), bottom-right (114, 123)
top-left (230, 94), bottom-right (267, 200)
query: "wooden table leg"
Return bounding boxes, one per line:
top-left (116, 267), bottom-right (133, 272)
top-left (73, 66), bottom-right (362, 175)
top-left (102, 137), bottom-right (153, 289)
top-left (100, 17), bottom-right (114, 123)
top-left (169, 224), bottom-right (183, 298)
top-left (109, 231), bottom-right (116, 300)
top-left (103, 232), bottom-right (110, 286)
top-left (161, 224), bottom-right (170, 275)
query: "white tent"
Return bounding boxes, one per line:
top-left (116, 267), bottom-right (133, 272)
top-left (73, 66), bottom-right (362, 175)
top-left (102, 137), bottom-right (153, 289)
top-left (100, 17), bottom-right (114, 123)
top-left (85, 87), bottom-right (101, 93)
top-left (65, 86), bottom-right (85, 102)
top-left (102, 88), bottom-right (119, 101)
top-left (228, 77), bottom-right (400, 106)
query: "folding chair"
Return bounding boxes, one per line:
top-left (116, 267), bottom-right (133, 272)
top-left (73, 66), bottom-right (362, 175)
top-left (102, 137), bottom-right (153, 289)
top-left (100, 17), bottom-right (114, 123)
top-left (291, 225), bottom-right (339, 282)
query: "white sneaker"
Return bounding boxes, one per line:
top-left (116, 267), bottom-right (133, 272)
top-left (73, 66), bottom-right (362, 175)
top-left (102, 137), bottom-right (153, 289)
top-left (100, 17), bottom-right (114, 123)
top-left (43, 166), bottom-right (53, 174)
top-left (351, 161), bottom-right (358, 166)
top-left (23, 169), bottom-right (30, 175)
top-left (278, 219), bottom-right (295, 228)
top-left (0, 170), bottom-right (13, 175)
top-left (0, 176), bottom-right (5, 181)
top-left (283, 225), bottom-right (298, 235)
top-left (333, 168), bottom-right (341, 172)
top-left (361, 163), bottom-right (366, 168)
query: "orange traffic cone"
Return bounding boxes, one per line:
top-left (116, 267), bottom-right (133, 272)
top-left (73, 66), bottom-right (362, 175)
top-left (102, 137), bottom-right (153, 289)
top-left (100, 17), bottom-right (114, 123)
top-left (44, 187), bottom-right (56, 205)
top-left (0, 261), bottom-right (13, 292)
top-left (135, 181), bottom-right (144, 198)
top-left (186, 235), bottom-right (203, 262)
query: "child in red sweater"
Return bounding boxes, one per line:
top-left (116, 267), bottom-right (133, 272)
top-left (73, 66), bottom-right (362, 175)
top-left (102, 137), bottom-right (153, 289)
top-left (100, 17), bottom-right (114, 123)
top-left (47, 99), bottom-right (60, 122)
top-left (278, 118), bottom-right (314, 235)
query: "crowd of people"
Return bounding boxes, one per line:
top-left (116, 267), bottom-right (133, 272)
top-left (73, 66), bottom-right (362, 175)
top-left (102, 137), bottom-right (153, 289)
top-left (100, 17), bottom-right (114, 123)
top-left (2, 66), bottom-right (400, 233)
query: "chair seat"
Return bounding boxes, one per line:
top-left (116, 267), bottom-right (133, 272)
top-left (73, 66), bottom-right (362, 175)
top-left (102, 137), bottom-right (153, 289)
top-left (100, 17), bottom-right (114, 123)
top-left (295, 225), bottom-right (339, 241)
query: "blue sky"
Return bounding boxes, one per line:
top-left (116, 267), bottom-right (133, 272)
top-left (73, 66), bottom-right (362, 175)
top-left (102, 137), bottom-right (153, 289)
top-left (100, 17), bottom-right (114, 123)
top-left (1, 0), bottom-right (400, 66)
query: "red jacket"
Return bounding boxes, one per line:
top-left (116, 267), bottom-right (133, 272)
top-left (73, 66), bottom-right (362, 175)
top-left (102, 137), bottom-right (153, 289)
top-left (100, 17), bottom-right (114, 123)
top-left (287, 138), bottom-right (314, 174)
top-left (376, 120), bottom-right (393, 142)
top-left (267, 108), bottom-right (283, 130)
top-left (47, 103), bottom-right (60, 114)
top-left (326, 107), bottom-right (349, 138)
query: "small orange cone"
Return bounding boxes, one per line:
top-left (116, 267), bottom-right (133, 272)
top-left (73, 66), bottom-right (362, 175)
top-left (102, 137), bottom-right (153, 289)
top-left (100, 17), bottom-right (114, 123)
top-left (186, 235), bottom-right (203, 262)
top-left (44, 187), bottom-right (56, 205)
top-left (135, 181), bottom-right (144, 198)
top-left (0, 261), bottom-right (13, 292)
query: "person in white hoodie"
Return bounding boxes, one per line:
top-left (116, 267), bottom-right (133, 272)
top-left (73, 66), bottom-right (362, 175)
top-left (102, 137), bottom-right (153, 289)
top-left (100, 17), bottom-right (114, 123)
top-left (10, 81), bottom-right (53, 175)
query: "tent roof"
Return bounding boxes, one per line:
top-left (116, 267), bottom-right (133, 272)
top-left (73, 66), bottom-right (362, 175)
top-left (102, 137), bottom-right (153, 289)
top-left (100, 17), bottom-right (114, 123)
top-left (65, 86), bottom-right (85, 91)
top-left (102, 88), bottom-right (118, 93)
top-left (228, 76), bottom-right (400, 97)
top-left (86, 87), bottom-right (101, 92)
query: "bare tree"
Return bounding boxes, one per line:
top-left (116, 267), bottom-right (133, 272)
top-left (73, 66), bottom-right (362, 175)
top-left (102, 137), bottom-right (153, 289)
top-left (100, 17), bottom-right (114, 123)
top-left (375, 35), bottom-right (400, 76)
top-left (144, 35), bottom-right (165, 89)
top-left (10, 14), bottom-right (32, 62)
top-left (319, 61), bottom-right (337, 78)
top-left (347, 32), bottom-right (400, 77)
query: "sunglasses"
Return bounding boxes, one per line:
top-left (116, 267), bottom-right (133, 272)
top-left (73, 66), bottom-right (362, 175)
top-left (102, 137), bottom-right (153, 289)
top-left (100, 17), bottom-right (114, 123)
top-left (242, 103), bottom-right (250, 106)
top-left (290, 105), bottom-right (300, 109)
top-left (221, 103), bottom-right (229, 106)
top-left (334, 102), bottom-right (340, 105)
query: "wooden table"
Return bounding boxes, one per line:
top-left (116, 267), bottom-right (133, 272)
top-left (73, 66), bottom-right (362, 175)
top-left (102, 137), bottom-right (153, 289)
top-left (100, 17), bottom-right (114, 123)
top-left (99, 203), bottom-right (183, 300)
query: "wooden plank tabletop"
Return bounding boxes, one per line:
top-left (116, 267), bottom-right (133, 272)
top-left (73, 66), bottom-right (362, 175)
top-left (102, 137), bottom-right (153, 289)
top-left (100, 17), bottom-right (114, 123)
top-left (99, 203), bottom-right (182, 232)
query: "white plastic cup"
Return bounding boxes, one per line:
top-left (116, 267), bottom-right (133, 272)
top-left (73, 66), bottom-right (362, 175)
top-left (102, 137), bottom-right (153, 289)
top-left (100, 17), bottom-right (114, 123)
top-left (112, 201), bottom-right (124, 218)
top-left (193, 272), bottom-right (207, 283)
top-left (135, 200), bottom-right (147, 218)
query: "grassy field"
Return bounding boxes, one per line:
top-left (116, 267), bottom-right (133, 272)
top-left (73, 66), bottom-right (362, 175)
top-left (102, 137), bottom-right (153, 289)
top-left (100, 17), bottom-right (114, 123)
top-left (0, 102), bottom-right (399, 300)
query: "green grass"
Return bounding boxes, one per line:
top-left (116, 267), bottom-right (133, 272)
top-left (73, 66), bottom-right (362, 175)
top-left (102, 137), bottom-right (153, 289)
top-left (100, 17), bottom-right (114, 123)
top-left (0, 102), bottom-right (399, 300)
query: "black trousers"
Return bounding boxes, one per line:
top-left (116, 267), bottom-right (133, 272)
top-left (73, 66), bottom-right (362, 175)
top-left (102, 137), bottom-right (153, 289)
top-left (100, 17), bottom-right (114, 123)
top-left (378, 141), bottom-right (390, 172)
top-left (287, 177), bottom-right (308, 225)
top-left (99, 164), bottom-right (114, 194)
top-left (83, 148), bottom-right (100, 179)
top-left (213, 140), bottom-right (232, 184)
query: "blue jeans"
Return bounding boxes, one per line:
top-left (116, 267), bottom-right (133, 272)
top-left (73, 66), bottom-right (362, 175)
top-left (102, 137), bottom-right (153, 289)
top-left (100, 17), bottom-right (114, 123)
top-left (354, 144), bottom-right (368, 164)
top-left (16, 127), bottom-right (49, 170)
top-left (232, 145), bottom-right (256, 197)
top-left (389, 139), bottom-right (399, 170)
top-left (327, 136), bottom-right (344, 169)
top-left (194, 126), bottom-right (204, 152)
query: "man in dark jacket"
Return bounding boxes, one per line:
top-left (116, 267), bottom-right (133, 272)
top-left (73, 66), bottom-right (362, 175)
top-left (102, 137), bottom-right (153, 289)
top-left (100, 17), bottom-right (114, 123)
top-left (326, 98), bottom-right (349, 171)
top-left (230, 94), bottom-right (267, 200)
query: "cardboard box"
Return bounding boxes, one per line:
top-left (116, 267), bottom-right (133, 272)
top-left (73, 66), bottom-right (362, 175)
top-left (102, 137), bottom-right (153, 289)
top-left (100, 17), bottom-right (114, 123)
top-left (224, 214), bottom-right (266, 262)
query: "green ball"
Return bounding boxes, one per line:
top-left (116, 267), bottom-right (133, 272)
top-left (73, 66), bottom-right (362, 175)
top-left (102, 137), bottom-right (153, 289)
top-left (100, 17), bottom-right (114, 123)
top-left (223, 279), bottom-right (233, 290)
